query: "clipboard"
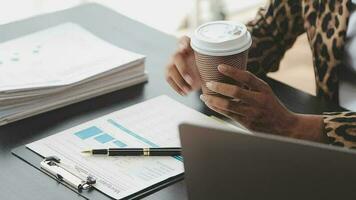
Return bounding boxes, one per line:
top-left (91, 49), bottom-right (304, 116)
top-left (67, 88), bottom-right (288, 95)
top-left (12, 145), bottom-right (184, 200)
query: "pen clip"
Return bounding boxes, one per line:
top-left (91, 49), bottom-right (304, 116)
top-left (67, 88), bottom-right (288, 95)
top-left (41, 156), bottom-right (96, 192)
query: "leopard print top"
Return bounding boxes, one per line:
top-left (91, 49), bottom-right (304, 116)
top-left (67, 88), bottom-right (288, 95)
top-left (246, 0), bottom-right (356, 147)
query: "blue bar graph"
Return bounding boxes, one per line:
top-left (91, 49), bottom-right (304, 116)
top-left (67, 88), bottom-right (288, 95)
top-left (74, 126), bottom-right (102, 140)
top-left (95, 133), bottom-right (115, 144)
top-left (113, 140), bottom-right (127, 147)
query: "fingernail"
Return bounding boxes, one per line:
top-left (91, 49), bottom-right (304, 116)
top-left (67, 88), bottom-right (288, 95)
top-left (218, 65), bottom-right (227, 71)
top-left (182, 86), bottom-right (190, 93)
top-left (184, 75), bottom-right (193, 86)
top-left (200, 94), bottom-right (207, 102)
top-left (206, 82), bottom-right (214, 89)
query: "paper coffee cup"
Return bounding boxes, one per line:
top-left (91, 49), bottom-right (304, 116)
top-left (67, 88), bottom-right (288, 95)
top-left (191, 21), bottom-right (252, 95)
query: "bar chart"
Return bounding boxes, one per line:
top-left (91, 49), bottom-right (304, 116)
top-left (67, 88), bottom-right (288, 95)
top-left (74, 125), bottom-right (128, 147)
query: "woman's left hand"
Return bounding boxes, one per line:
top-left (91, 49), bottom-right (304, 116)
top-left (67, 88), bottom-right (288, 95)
top-left (200, 64), bottom-right (324, 141)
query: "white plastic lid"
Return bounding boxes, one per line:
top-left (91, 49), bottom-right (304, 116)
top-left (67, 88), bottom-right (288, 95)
top-left (191, 21), bottom-right (252, 56)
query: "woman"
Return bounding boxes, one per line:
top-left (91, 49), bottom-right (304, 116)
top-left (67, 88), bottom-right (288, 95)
top-left (165, 1), bottom-right (356, 147)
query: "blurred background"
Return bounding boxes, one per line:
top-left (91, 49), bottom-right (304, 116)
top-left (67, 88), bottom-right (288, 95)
top-left (0, 0), bottom-right (315, 95)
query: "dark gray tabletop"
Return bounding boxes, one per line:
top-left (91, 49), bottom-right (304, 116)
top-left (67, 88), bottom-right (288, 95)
top-left (0, 3), bottom-right (342, 200)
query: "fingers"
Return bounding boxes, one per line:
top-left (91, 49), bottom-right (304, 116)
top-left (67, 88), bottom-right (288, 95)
top-left (205, 104), bottom-right (252, 128)
top-left (178, 36), bottom-right (193, 54)
top-left (174, 53), bottom-right (194, 86)
top-left (206, 104), bottom-right (245, 121)
top-left (206, 81), bottom-right (260, 104)
top-left (218, 64), bottom-right (268, 92)
top-left (200, 95), bottom-right (255, 129)
top-left (165, 35), bottom-right (202, 95)
top-left (165, 62), bottom-right (191, 95)
top-left (166, 76), bottom-right (185, 96)
top-left (200, 94), bottom-right (256, 116)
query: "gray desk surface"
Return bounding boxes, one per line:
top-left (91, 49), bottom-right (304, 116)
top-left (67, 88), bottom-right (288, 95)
top-left (0, 3), bottom-right (342, 200)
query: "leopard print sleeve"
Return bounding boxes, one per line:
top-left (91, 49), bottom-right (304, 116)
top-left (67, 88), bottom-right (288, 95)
top-left (246, 0), bottom-right (305, 76)
top-left (323, 112), bottom-right (356, 148)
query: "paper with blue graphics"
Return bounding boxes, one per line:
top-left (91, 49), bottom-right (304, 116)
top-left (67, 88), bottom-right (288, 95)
top-left (27, 95), bottom-right (230, 199)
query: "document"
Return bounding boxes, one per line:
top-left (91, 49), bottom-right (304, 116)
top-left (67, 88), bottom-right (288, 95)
top-left (0, 22), bottom-right (147, 125)
top-left (27, 95), bottom-right (227, 199)
top-left (0, 22), bottom-right (145, 92)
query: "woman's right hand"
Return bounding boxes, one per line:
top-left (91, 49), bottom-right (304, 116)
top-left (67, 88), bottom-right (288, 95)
top-left (165, 36), bottom-right (201, 95)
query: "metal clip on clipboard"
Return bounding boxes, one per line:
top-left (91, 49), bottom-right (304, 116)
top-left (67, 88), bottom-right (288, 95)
top-left (40, 156), bottom-right (96, 192)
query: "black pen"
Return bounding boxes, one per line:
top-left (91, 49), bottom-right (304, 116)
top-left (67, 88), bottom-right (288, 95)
top-left (81, 148), bottom-right (181, 156)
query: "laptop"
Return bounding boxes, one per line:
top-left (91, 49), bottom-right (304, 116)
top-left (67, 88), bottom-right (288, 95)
top-left (179, 123), bottom-right (356, 200)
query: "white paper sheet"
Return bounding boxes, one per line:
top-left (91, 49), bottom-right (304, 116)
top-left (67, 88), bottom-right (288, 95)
top-left (0, 22), bottom-right (145, 92)
top-left (0, 72), bottom-right (148, 125)
top-left (26, 95), bottom-right (228, 199)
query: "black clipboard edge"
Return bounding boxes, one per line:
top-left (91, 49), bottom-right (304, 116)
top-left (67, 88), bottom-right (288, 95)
top-left (12, 145), bottom-right (184, 200)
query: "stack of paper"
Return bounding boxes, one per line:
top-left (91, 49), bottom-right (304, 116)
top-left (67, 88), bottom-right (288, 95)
top-left (0, 23), bottom-right (147, 125)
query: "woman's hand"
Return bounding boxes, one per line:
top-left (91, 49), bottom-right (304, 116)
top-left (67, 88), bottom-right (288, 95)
top-left (165, 36), bottom-right (201, 95)
top-left (200, 64), bottom-right (325, 142)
